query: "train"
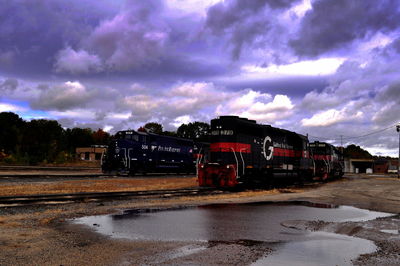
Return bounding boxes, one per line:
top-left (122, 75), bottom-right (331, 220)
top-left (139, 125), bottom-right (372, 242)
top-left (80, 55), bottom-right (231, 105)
top-left (197, 116), bottom-right (343, 188)
top-left (101, 129), bottom-right (207, 175)
top-left (309, 141), bottom-right (343, 181)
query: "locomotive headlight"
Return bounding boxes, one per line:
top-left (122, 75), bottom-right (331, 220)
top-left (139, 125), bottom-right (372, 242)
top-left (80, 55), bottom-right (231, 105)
top-left (226, 165), bottom-right (230, 169)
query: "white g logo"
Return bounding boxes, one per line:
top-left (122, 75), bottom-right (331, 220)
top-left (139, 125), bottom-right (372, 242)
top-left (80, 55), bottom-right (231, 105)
top-left (263, 136), bottom-right (274, 160)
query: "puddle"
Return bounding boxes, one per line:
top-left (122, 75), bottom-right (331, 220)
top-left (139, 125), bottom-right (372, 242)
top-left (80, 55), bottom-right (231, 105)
top-left (72, 202), bottom-right (392, 264)
top-left (380, 229), bottom-right (399, 234)
top-left (73, 202), bottom-right (392, 242)
top-left (252, 232), bottom-right (376, 266)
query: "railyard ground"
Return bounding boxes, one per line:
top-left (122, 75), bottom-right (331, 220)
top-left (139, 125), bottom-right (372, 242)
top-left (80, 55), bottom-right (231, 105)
top-left (0, 169), bottom-right (399, 265)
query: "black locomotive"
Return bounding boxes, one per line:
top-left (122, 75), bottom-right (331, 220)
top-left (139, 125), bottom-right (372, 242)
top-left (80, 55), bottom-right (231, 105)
top-left (309, 141), bottom-right (343, 180)
top-left (198, 116), bottom-right (343, 188)
top-left (102, 130), bottom-right (205, 175)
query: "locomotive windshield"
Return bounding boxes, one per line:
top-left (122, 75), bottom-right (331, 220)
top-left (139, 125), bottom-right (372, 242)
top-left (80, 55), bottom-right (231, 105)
top-left (115, 131), bottom-right (139, 141)
top-left (310, 142), bottom-right (330, 154)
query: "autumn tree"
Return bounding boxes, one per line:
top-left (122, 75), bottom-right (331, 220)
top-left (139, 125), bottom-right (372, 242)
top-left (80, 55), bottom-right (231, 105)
top-left (92, 129), bottom-right (110, 145)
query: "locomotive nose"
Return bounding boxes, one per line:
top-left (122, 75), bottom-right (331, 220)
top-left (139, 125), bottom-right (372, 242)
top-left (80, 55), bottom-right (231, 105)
top-left (198, 163), bottom-right (237, 188)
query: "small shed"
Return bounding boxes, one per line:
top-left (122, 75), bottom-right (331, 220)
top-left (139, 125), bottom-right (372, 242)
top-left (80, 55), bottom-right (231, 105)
top-left (76, 145), bottom-right (107, 161)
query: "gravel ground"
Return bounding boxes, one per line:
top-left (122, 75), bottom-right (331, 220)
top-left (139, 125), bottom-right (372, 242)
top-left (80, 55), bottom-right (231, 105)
top-left (0, 173), bottom-right (399, 265)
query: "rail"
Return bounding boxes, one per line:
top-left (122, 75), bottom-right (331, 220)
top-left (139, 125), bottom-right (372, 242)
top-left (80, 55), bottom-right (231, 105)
top-left (0, 187), bottom-right (224, 208)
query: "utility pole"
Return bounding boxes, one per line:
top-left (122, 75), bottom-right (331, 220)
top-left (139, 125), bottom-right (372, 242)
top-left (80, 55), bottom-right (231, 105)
top-left (397, 123), bottom-right (400, 179)
top-left (340, 134), bottom-right (343, 154)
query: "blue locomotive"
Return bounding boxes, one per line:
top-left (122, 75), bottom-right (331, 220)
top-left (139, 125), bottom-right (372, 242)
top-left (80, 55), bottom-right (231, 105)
top-left (102, 130), bottom-right (205, 175)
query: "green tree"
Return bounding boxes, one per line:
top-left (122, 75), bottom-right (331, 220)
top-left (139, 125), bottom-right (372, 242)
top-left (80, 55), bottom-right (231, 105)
top-left (21, 119), bottom-right (64, 164)
top-left (0, 112), bottom-right (25, 155)
top-left (343, 144), bottom-right (373, 159)
top-left (162, 131), bottom-right (178, 137)
top-left (65, 128), bottom-right (94, 153)
top-left (177, 122), bottom-right (210, 140)
top-left (143, 122), bottom-right (163, 134)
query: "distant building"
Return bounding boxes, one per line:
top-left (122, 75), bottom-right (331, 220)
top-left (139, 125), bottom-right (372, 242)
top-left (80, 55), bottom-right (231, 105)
top-left (344, 157), bottom-right (399, 174)
top-left (76, 145), bottom-right (107, 162)
top-left (388, 160), bottom-right (399, 174)
top-left (344, 158), bottom-right (374, 173)
top-left (374, 158), bottom-right (389, 174)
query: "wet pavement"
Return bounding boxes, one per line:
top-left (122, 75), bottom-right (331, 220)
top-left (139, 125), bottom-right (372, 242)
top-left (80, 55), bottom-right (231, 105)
top-left (73, 202), bottom-right (393, 265)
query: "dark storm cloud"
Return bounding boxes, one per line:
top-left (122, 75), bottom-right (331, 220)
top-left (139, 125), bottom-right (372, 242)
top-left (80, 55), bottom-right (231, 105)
top-left (205, 0), bottom-right (301, 60)
top-left (47, 0), bottom-right (236, 80)
top-left (291, 0), bottom-right (400, 57)
top-left (0, 0), bottom-right (233, 81)
top-left (0, 0), bottom-right (118, 77)
top-left (83, 0), bottom-right (168, 71)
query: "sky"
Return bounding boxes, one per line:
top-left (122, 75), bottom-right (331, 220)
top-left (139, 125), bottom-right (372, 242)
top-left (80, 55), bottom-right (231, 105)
top-left (1, 0), bottom-right (400, 156)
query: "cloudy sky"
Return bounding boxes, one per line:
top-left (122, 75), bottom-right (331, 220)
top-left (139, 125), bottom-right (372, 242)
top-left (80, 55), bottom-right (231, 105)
top-left (1, 0), bottom-right (400, 155)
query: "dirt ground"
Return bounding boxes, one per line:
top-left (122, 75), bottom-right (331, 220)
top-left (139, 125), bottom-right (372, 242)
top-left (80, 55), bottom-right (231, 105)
top-left (0, 173), bottom-right (399, 265)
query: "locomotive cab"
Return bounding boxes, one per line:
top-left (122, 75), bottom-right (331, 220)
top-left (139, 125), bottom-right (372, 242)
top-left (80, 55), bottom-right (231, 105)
top-left (102, 130), bottom-right (146, 175)
top-left (198, 117), bottom-right (241, 187)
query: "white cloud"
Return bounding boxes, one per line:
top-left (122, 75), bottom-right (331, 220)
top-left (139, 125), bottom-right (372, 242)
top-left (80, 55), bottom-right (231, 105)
top-left (109, 112), bottom-right (131, 120)
top-left (31, 81), bottom-right (93, 110)
top-left (166, 0), bottom-right (222, 16)
top-left (54, 47), bottom-right (103, 74)
top-left (103, 125), bottom-right (113, 132)
top-left (171, 115), bottom-right (192, 127)
top-left (0, 102), bottom-right (26, 112)
top-left (301, 107), bottom-right (363, 127)
top-left (242, 57), bottom-right (346, 77)
top-left (216, 91), bottom-right (294, 124)
top-left (357, 32), bottom-right (394, 52)
top-left (48, 109), bottom-right (96, 120)
top-left (167, 82), bottom-right (228, 114)
top-left (290, 0), bottom-right (312, 17)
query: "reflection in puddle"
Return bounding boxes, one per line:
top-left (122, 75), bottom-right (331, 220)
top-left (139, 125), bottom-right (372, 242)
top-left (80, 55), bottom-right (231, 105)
top-left (380, 229), bottom-right (399, 234)
top-left (252, 232), bottom-right (376, 266)
top-left (72, 202), bottom-right (392, 265)
top-left (73, 202), bottom-right (391, 242)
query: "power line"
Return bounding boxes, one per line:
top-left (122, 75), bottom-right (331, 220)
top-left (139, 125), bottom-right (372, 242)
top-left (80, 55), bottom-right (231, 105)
top-left (342, 124), bottom-right (396, 140)
top-left (305, 124), bottom-right (397, 142)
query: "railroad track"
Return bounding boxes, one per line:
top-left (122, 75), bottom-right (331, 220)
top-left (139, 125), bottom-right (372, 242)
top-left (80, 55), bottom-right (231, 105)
top-left (0, 173), bottom-right (196, 180)
top-left (0, 188), bottom-right (225, 207)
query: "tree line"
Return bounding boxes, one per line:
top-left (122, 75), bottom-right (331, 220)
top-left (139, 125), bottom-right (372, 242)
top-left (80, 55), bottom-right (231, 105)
top-left (1, 111), bottom-right (385, 165)
top-left (0, 112), bottom-right (210, 165)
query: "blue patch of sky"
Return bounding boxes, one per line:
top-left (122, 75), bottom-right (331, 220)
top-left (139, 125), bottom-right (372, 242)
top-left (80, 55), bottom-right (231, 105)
top-left (1, 99), bottom-right (50, 121)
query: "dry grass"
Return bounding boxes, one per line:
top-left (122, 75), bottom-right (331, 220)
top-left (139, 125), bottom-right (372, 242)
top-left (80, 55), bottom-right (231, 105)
top-left (0, 177), bottom-right (198, 196)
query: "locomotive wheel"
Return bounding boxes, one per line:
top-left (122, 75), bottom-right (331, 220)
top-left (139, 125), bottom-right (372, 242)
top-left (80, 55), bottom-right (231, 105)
top-left (262, 169), bottom-right (274, 190)
top-left (267, 175), bottom-right (275, 189)
top-left (128, 170), bottom-right (135, 176)
top-left (297, 171), bottom-right (307, 186)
